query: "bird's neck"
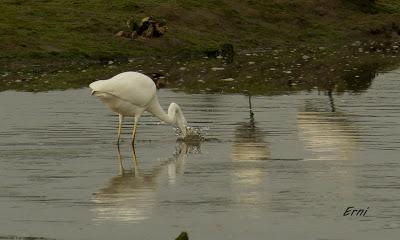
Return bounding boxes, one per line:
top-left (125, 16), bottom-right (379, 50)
top-left (147, 96), bottom-right (188, 136)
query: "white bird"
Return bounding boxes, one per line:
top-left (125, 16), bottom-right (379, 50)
top-left (89, 71), bottom-right (188, 145)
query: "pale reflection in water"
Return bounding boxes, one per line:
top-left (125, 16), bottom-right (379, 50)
top-left (231, 96), bottom-right (270, 162)
top-left (231, 96), bottom-right (269, 207)
top-left (231, 121), bottom-right (270, 162)
top-left (298, 97), bottom-right (359, 161)
top-left (91, 142), bottom-right (197, 222)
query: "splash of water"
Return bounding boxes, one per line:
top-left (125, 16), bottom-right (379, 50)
top-left (174, 126), bottom-right (206, 142)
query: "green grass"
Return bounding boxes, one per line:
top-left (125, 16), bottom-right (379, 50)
top-left (1, 0), bottom-right (400, 62)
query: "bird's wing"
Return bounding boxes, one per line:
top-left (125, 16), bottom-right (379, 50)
top-left (89, 72), bottom-right (157, 107)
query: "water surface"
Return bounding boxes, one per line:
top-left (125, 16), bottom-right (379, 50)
top-left (0, 69), bottom-right (399, 239)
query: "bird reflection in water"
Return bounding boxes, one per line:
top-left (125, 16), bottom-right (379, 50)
top-left (298, 91), bottom-right (359, 161)
top-left (91, 142), bottom-right (199, 223)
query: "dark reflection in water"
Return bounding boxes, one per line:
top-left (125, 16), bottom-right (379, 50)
top-left (1, 48), bottom-right (384, 95)
top-left (298, 97), bottom-right (359, 161)
top-left (91, 142), bottom-right (198, 222)
top-left (338, 62), bottom-right (377, 93)
top-left (231, 96), bottom-right (270, 161)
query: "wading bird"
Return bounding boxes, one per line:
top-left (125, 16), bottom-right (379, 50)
top-left (89, 72), bottom-right (188, 145)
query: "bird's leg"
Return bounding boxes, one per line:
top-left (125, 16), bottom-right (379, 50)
top-left (117, 114), bottom-right (124, 146)
top-left (131, 146), bottom-right (140, 176)
top-left (117, 114), bottom-right (123, 145)
top-left (116, 144), bottom-right (124, 175)
top-left (131, 116), bottom-right (139, 146)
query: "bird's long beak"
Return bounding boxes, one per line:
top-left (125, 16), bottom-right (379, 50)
top-left (91, 90), bottom-right (95, 95)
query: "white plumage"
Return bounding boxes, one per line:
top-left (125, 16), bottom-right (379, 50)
top-left (90, 72), bottom-right (188, 144)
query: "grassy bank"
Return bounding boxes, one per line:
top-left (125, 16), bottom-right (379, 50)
top-left (1, 0), bottom-right (400, 94)
top-left (1, 0), bottom-right (400, 61)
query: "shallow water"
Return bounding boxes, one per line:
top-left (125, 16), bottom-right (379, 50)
top-left (0, 69), bottom-right (399, 240)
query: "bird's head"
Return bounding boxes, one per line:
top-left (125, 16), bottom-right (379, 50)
top-left (178, 126), bottom-right (204, 144)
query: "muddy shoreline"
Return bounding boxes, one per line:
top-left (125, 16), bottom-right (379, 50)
top-left (2, 40), bottom-right (400, 95)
